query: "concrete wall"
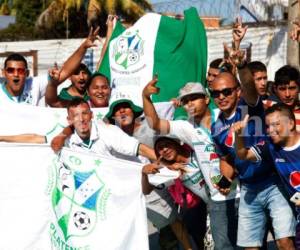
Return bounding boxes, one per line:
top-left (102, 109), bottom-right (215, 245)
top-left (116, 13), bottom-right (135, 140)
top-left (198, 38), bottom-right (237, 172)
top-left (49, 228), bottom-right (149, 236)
top-left (0, 23), bottom-right (288, 81)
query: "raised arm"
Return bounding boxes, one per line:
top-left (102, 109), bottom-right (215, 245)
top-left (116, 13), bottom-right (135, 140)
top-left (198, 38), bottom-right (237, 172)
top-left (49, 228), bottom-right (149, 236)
top-left (225, 18), bottom-right (258, 105)
top-left (142, 77), bottom-right (170, 134)
top-left (233, 19), bottom-right (259, 106)
top-left (58, 27), bottom-right (100, 82)
top-left (291, 20), bottom-right (300, 42)
top-left (238, 65), bottom-right (259, 106)
top-left (45, 65), bottom-right (70, 107)
top-left (224, 46), bottom-right (258, 106)
top-left (46, 28), bottom-right (100, 107)
top-left (232, 17), bottom-right (248, 51)
top-left (96, 15), bottom-right (117, 69)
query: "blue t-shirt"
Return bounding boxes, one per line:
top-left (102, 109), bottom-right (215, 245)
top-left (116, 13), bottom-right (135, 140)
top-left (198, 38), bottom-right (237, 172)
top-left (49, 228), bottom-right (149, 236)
top-left (253, 140), bottom-right (300, 197)
top-left (212, 98), bottom-right (278, 187)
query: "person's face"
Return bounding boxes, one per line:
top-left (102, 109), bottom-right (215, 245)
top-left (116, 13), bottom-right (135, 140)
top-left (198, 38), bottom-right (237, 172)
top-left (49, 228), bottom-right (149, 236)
top-left (266, 111), bottom-right (294, 146)
top-left (87, 76), bottom-right (111, 107)
top-left (70, 70), bottom-right (89, 93)
top-left (67, 103), bottom-right (93, 140)
top-left (253, 71), bottom-right (268, 96)
top-left (207, 67), bottom-right (220, 88)
top-left (181, 94), bottom-right (209, 119)
top-left (113, 103), bottom-right (135, 127)
top-left (210, 74), bottom-right (240, 115)
top-left (274, 81), bottom-right (299, 107)
top-left (3, 60), bottom-right (28, 96)
top-left (156, 139), bottom-right (179, 162)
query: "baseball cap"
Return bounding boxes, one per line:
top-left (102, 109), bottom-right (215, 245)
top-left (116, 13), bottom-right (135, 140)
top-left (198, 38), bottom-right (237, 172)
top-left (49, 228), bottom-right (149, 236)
top-left (177, 82), bottom-right (207, 101)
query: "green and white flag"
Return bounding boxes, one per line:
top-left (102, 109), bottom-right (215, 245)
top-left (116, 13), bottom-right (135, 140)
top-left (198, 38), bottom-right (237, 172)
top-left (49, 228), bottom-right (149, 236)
top-left (99, 7), bottom-right (207, 107)
top-left (0, 145), bottom-right (149, 250)
top-left (0, 102), bottom-right (149, 250)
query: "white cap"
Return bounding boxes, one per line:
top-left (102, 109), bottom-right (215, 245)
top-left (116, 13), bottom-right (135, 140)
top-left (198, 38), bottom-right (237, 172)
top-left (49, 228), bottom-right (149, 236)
top-left (177, 82), bottom-right (207, 101)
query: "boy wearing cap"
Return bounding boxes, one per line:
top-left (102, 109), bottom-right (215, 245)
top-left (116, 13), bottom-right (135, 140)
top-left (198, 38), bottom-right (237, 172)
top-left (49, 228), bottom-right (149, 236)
top-left (142, 77), bottom-right (240, 250)
top-left (105, 98), bottom-right (194, 250)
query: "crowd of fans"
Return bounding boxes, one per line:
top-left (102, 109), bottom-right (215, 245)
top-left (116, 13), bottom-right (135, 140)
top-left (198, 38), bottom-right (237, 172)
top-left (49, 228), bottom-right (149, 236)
top-left (2, 15), bottom-right (300, 250)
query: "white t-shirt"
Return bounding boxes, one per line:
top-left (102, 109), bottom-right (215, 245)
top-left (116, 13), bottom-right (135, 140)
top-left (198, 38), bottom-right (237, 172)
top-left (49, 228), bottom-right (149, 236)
top-left (66, 120), bottom-right (140, 158)
top-left (180, 151), bottom-right (209, 203)
top-left (0, 75), bottom-right (48, 106)
top-left (169, 110), bottom-right (240, 201)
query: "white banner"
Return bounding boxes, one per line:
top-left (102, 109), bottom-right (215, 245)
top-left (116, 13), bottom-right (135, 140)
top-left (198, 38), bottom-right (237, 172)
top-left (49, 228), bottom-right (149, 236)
top-left (0, 101), bottom-right (108, 136)
top-left (0, 100), bottom-right (173, 136)
top-left (0, 145), bottom-right (148, 250)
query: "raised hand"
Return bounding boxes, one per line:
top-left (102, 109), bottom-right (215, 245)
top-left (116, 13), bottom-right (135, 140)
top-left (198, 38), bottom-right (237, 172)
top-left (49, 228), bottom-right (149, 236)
top-left (231, 114), bottom-right (249, 135)
top-left (224, 42), bottom-right (246, 73)
top-left (142, 76), bottom-right (159, 98)
top-left (232, 17), bottom-right (248, 49)
top-left (82, 26), bottom-right (101, 49)
top-left (48, 62), bottom-right (62, 86)
top-left (290, 20), bottom-right (300, 42)
top-left (106, 14), bottom-right (117, 30)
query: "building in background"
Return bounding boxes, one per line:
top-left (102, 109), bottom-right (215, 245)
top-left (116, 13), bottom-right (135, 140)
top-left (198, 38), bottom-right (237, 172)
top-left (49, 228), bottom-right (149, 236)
top-left (151, 0), bottom-right (288, 25)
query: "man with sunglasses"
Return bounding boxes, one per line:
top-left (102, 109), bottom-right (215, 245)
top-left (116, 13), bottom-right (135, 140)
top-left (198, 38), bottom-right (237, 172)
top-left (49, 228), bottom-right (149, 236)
top-left (0, 53), bottom-right (48, 106)
top-left (142, 78), bottom-right (240, 250)
top-left (0, 27), bottom-right (100, 106)
top-left (210, 71), bottom-right (295, 249)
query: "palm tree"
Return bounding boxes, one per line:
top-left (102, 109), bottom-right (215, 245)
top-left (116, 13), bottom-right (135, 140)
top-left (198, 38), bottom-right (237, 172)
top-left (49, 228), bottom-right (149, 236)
top-left (36, 0), bottom-right (152, 36)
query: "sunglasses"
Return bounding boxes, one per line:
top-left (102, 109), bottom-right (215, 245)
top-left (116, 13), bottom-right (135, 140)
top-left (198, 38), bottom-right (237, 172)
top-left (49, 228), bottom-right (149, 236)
top-left (210, 87), bottom-right (237, 98)
top-left (5, 67), bottom-right (27, 76)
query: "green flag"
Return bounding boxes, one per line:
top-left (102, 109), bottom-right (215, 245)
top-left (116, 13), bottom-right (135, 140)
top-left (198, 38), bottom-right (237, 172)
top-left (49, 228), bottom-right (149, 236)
top-left (98, 7), bottom-right (207, 108)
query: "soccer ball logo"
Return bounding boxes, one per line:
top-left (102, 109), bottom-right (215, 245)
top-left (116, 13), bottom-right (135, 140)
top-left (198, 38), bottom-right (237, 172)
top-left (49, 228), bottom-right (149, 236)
top-left (73, 211), bottom-right (91, 230)
top-left (128, 51), bottom-right (139, 65)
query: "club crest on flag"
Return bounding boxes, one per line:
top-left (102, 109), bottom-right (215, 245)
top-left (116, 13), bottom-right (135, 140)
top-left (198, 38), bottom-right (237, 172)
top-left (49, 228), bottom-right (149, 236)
top-left (290, 171), bottom-right (300, 191)
top-left (112, 30), bottom-right (144, 69)
top-left (51, 160), bottom-right (105, 241)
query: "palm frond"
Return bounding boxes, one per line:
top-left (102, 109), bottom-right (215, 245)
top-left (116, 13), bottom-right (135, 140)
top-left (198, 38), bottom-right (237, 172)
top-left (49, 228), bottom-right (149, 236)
top-left (36, 0), bottom-right (153, 31)
top-left (105, 0), bottom-right (117, 14)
